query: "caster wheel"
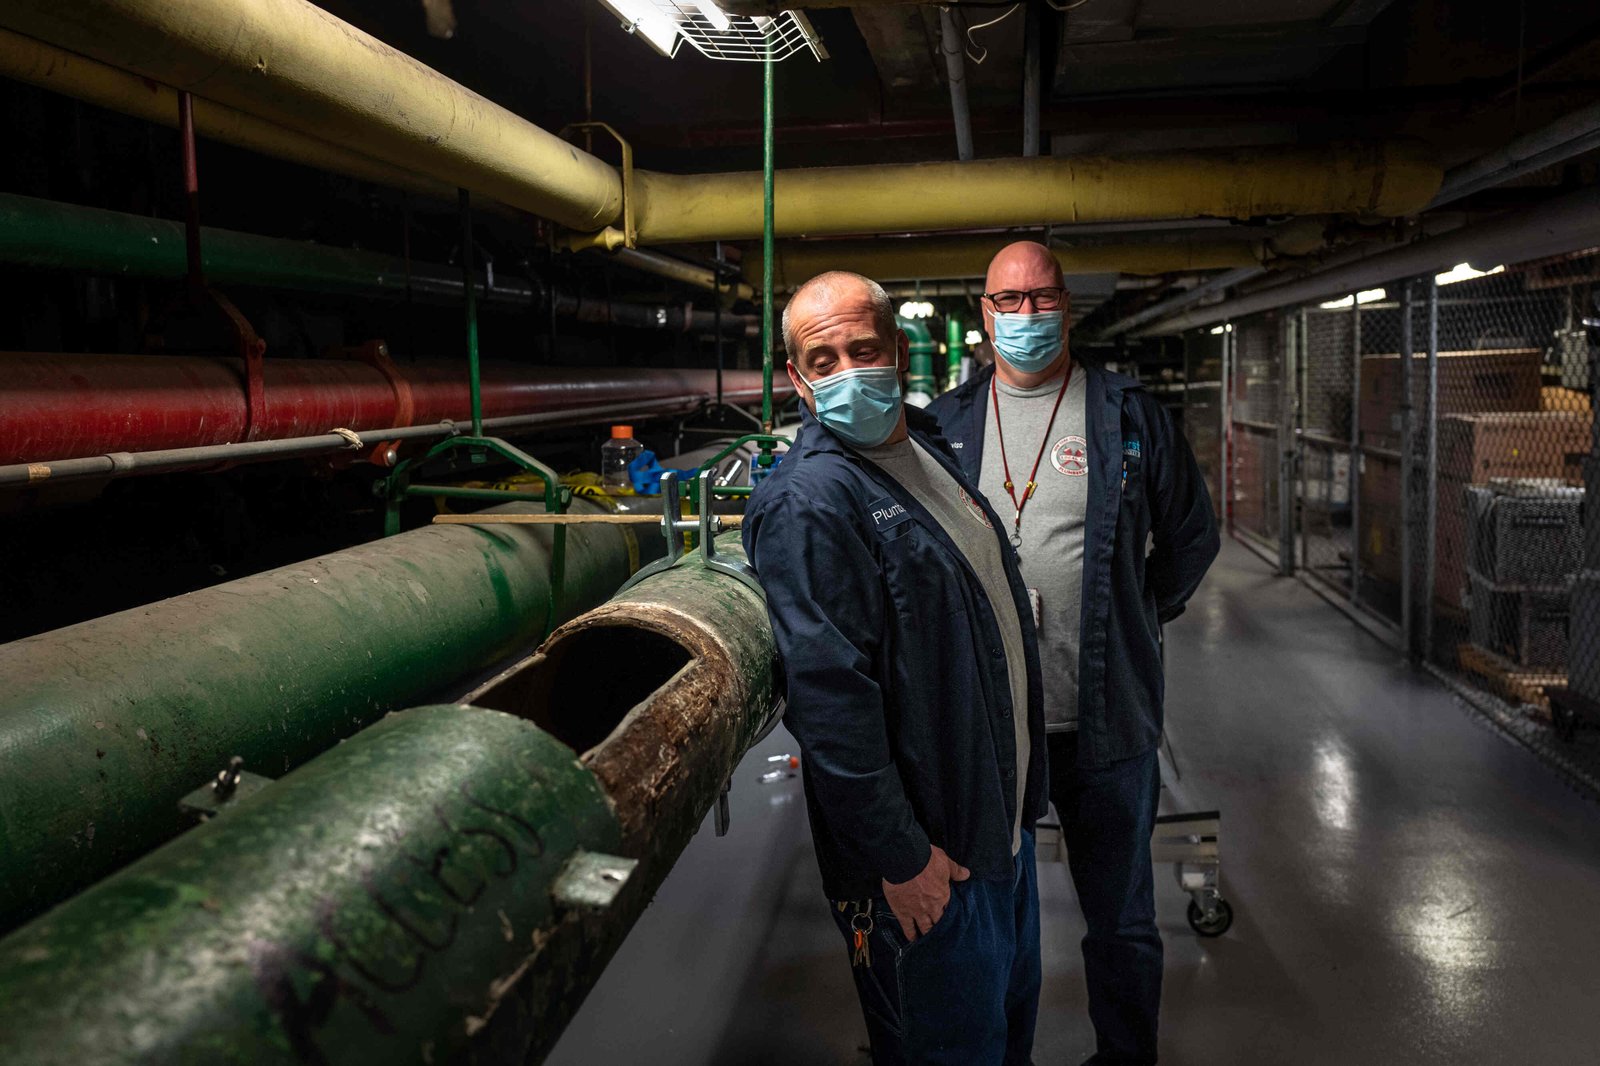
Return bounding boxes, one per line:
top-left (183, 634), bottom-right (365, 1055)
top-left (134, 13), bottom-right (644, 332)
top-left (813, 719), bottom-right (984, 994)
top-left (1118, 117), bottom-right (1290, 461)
top-left (1187, 897), bottom-right (1233, 937)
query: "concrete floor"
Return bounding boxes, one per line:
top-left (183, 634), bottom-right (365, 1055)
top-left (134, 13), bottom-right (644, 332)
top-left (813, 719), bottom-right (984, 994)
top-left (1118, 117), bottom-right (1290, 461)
top-left (548, 540), bottom-right (1600, 1065)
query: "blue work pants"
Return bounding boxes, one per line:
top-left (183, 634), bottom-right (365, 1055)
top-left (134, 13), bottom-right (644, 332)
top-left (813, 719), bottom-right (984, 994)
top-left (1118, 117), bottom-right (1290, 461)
top-left (1050, 731), bottom-right (1163, 1065)
top-left (828, 830), bottom-right (1041, 1065)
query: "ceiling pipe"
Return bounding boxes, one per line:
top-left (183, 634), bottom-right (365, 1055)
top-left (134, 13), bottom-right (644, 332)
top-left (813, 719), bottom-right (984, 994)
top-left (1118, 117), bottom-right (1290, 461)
top-left (622, 144), bottom-right (1438, 245)
top-left (1428, 99), bottom-right (1600, 209)
top-left (0, 354), bottom-right (788, 465)
top-left (938, 7), bottom-right (974, 162)
top-left (604, 247), bottom-right (755, 301)
top-left (758, 234), bottom-right (1263, 290)
top-left (1022, 0), bottom-right (1041, 159)
top-left (0, 2), bottom-right (1441, 248)
top-left (0, 1), bottom-right (624, 230)
top-left (1096, 266), bottom-right (1268, 338)
top-left (0, 28), bottom-right (456, 203)
top-left (1105, 103), bottom-right (1600, 338)
top-left (1132, 184), bottom-right (1600, 335)
top-left (0, 397), bottom-right (707, 489)
top-left (0, 193), bottom-right (757, 331)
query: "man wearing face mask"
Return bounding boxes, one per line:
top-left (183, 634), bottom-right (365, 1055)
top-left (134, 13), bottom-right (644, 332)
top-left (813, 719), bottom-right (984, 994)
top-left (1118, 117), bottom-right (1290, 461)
top-left (928, 242), bottom-right (1218, 1065)
top-left (744, 271), bottom-right (1047, 1065)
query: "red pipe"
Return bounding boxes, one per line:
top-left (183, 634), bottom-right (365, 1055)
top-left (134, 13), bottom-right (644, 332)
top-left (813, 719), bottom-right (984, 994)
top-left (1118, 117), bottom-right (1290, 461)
top-left (0, 353), bottom-right (794, 464)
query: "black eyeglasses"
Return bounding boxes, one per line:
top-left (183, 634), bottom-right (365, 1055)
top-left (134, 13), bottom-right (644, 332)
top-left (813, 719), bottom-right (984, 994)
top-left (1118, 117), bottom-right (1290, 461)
top-left (982, 287), bottom-right (1067, 313)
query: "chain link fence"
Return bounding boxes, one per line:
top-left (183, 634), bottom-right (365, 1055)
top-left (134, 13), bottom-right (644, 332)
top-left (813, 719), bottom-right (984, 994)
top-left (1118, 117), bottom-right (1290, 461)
top-left (1229, 314), bottom-right (1283, 550)
top-left (1192, 248), bottom-right (1600, 787)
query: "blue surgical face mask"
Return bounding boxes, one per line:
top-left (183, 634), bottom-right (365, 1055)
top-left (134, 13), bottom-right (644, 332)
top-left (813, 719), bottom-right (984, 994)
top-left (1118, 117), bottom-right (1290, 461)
top-left (990, 310), bottom-right (1065, 374)
top-left (801, 364), bottom-right (904, 449)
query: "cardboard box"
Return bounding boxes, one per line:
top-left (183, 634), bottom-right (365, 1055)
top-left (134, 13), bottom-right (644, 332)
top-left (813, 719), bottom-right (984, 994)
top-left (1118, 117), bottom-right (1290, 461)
top-left (1542, 385), bottom-right (1591, 412)
top-left (1359, 349), bottom-right (1542, 449)
top-left (1468, 574), bottom-right (1569, 668)
top-left (1439, 411), bottom-right (1592, 484)
top-left (1356, 453), bottom-right (1470, 607)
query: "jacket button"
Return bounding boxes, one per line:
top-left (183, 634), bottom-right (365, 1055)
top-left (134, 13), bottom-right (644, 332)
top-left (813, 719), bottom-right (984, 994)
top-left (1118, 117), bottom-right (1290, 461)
top-left (1000, 710), bottom-right (1011, 719)
top-left (1004, 768), bottom-right (1016, 780)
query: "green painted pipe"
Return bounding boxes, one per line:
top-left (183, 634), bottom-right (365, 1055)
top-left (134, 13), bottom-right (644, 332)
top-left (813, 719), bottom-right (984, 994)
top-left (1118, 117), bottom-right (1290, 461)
top-left (945, 311), bottom-right (965, 389)
top-left (0, 190), bottom-right (478, 302)
top-left (899, 315), bottom-right (937, 400)
top-left (0, 705), bottom-right (627, 1065)
top-left (0, 497), bottom-right (653, 933)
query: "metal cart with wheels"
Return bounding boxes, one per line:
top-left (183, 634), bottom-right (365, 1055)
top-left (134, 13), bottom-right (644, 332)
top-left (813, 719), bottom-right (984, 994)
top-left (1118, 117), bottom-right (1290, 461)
top-left (1153, 809), bottom-right (1232, 937)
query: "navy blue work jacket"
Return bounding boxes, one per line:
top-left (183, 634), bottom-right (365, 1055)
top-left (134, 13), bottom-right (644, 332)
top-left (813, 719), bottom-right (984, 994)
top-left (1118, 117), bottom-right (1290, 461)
top-left (743, 405), bottom-right (1048, 901)
top-left (927, 361), bottom-right (1220, 769)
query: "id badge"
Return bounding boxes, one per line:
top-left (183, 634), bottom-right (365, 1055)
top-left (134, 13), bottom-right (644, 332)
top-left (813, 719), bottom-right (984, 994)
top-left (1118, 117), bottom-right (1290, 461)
top-left (1027, 587), bottom-right (1043, 629)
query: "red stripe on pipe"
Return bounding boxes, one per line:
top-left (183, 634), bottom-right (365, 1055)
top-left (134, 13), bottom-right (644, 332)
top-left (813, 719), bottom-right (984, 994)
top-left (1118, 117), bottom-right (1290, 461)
top-left (0, 353), bottom-right (794, 463)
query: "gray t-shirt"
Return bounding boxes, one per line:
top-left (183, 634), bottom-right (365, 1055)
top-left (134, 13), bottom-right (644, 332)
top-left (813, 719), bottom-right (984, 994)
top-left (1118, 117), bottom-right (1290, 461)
top-left (979, 362), bottom-right (1088, 733)
top-left (857, 437), bottom-right (1031, 855)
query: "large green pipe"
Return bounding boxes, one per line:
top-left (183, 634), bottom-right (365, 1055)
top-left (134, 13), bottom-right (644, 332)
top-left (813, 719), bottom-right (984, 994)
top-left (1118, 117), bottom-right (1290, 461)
top-left (0, 705), bottom-right (628, 1065)
top-left (0, 536), bottom-right (779, 1064)
top-left (0, 190), bottom-right (471, 302)
top-left (899, 315), bottom-right (937, 400)
top-left (0, 497), bottom-right (652, 932)
top-left (0, 192), bottom-right (754, 323)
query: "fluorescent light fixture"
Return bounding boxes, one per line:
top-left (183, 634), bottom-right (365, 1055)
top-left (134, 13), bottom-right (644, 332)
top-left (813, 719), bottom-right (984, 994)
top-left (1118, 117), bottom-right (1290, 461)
top-left (1435, 262), bottom-right (1504, 286)
top-left (1207, 324), bottom-right (1234, 335)
top-left (964, 330), bottom-right (982, 345)
top-left (1317, 288), bottom-right (1387, 310)
top-left (898, 300), bottom-right (934, 319)
top-left (693, 0), bottom-right (731, 32)
top-left (596, 0), bottom-right (680, 57)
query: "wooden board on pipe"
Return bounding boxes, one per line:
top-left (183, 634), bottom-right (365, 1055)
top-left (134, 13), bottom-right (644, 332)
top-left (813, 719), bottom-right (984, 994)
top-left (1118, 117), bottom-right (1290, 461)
top-left (432, 513), bottom-right (746, 526)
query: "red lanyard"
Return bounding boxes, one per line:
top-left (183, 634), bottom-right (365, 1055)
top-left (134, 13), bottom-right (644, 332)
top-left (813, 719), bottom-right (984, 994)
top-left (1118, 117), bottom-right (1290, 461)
top-left (990, 363), bottom-right (1073, 545)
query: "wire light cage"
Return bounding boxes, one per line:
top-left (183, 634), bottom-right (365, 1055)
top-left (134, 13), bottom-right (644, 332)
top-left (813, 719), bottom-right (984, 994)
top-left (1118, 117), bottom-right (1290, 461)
top-left (596, 1), bottom-right (828, 62)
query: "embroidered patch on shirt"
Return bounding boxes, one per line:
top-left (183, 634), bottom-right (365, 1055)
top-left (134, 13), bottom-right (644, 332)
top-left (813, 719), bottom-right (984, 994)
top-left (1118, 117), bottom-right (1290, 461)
top-left (866, 496), bottom-right (913, 533)
top-left (1050, 435), bottom-right (1089, 477)
top-left (959, 486), bottom-right (993, 528)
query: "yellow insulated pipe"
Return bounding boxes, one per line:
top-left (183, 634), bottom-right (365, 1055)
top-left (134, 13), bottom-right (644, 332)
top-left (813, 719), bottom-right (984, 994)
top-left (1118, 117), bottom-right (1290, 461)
top-left (0, 29), bottom-right (456, 201)
top-left (0, 0), bottom-right (623, 231)
top-left (0, 0), bottom-right (1440, 247)
top-left (632, 143), bottom-right (1440, 245)
top-left (756, 235), bottom-right (1264, 291)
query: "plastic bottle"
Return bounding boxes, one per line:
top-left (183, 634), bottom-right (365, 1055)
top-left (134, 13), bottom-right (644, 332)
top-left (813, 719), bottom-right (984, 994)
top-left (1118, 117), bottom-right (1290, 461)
top-left (600, 425), bottom-right (644, 491)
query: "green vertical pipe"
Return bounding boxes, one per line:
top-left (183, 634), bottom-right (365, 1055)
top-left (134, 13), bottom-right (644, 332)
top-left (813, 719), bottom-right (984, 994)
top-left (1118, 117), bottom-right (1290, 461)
top-left (899, 315), bottom-right (937, 398)
top-left (946, 311), bottom-right (964, 387)
top-left (0, 706), bottom-right (624, 1065)
top-left (460, 187), bottom-right (484, 438)
top-left (0, 497), bottom-right (651, 933)
top-left (760, 43), bottom-right (776, 447)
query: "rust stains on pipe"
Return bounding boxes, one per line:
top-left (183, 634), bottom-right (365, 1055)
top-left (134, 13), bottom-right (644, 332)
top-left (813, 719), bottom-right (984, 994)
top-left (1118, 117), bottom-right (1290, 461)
top-left (464, 535), bottom-right (778, 871)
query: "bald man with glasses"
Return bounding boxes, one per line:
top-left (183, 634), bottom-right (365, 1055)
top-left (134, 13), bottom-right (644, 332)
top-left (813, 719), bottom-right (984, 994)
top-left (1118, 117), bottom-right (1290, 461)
top-left (928, 242), bottom-right (1219, 1065)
